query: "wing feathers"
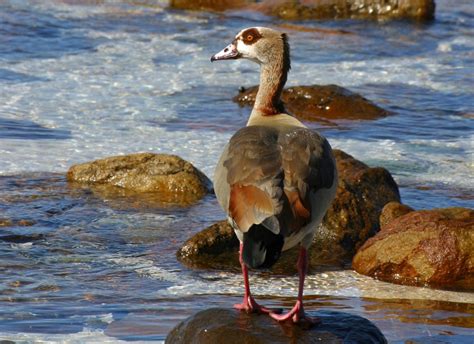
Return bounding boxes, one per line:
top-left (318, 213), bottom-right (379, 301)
top-left (217, 125), bottom-right (335, 237)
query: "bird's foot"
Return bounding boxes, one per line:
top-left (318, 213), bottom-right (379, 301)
top-left (269, 301), bottom-right (320, 327)
top-left (234, 296), bottom-right (281, 315)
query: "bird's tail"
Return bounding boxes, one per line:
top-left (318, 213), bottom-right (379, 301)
top-left (242, 224), bottom-right (284, 269)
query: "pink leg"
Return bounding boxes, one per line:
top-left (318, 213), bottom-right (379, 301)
top-left (233, 243), bottom-right (277, 314)
top-left (269, 247), bottom-right (320, 325)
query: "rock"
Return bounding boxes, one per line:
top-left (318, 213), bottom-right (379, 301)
top-left (254, 0), bottom-right (435, 21)
top-left (177, 150), bottom-right (400, 271)
top-left (67, 153), bottom-right (211, 205)
top-left (234, 85), bottom-right (389, 124)
top-left (169, 0), bottom-right (435, 21)
top-left (352, 207), bottom-right (474, 290)
top-left (177, 220), bottom-right (240, 271)
top-left (379, 201), bottom-right (414, 228)
top-left (0, 218), bottom-right (13, 227)
top-left (166, 308), bottom-right (387, 343)
top-left (170, 0), bottom-right (250, 11)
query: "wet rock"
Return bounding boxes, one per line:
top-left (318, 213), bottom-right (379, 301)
top-left (166, 308), bottom-right (387, 343)
top-left (67, 153), bottom-right (211, 205)
top-left (353, 207), bottom-right (474, 290)
top-left (254, 0), bottom-right (435, 21)
top-left (0, 233), bottom-right (44, 243)
top-left (170, 0), bottom-right (250, 11)
top-left (234, 85), bottom-right (389, 124)
top-left (170, 0), bottom-right (435, 21)
top-left (177, 220), bottom-right (240, 270)
top-left (379, 201), bottom-right (414, 228)
top-left (178, 150), bottom-right (400, 271)
top-left (0, 218), bottom-right (13, 227)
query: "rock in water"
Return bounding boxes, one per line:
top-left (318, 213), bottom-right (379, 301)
top-left (67, 153), bottom-right (211, 205)
top-left (169, 0), bottom-right (435, 21)
top-left (234, 85), bottom-right (389, 123)
top-left (166, 308), bottom-right (387, 343)
top-left (353, 207), bottom-right (474, 290)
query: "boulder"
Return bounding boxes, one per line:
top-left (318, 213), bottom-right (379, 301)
top-left (253, 0), bottom-right (435, 21)
top-left (169, 0), bottom-right (435, 21)
top-left (352, 207), bottom-right (474, 290)
top-left (166, 308), bottom-right (387, 343)
top-left (234, 85), bottom-right (389, 124)
top-left (379, 201), bottom-right (414, 228)
top-left (67, 153), bottom-right (211, 205)
top-left (177, 150), bottom-right (400, 271)
top-left (170, 0), bottom-right (249, 11)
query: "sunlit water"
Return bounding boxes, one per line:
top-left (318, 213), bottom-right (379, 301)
top-left (0, 0), bottom-right (473, 342)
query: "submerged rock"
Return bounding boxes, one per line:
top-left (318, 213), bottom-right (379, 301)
top-left (177, 150), bottom-right (400, 271)
top-left (353, 207), bottom-right (474, 290)
top-left (234, 85), bottom-right (389, 124)
top-left (166, 308), bottom-right (387, 343)
top-left (169, 0), bottom-right (435, 21)
top-left (67, 153), bottom-right (211, 205)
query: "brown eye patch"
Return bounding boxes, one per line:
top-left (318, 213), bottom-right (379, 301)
top-left (241, 28), bottom-right (262, 45)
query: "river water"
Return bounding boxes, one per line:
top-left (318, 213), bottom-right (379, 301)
top-left (0, 0), bottom-right (473, 342)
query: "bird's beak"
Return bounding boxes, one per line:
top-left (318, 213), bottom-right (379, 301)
top-left (211, 43), bottom-right (240, 62)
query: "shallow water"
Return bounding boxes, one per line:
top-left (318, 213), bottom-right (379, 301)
top-left (0, 0), bottom-right (473, 342)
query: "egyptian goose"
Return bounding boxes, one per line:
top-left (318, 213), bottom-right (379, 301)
top-left (211, 27), bottom-right (338, 325)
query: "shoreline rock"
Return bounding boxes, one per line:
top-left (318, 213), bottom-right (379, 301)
top-left (169, 0), bottom-right (435, 21)
top-left (353, 207), bottom-right (474, 291)
top-left (234, 85), bottom-right (390, 124)
top-left (67, 153), bottom-right (212, 206)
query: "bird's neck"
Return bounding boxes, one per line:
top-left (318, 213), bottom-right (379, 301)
top-left (252, 53), bottom-right (289, 117)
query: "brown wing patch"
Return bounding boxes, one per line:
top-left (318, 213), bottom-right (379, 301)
top-left (285, 190), bottom-right (310, 221)
top-left (229, 184), bottom-right (274, 232)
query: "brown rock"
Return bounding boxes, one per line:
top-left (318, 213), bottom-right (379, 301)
top-left (379, 201), bottom-right (414, 228)
top-left (67, 153), bottom-right (211, 205)
top-left (170, 0), bottom-right (250, 11)
top-left (234, 85), bottom-right (389, 124)
top-left (177, 150), bottom-right (400, 271)
top-left (170, 0), bottom-right (435, 21)
top-left (352, 208), bottom-right (474, 290)
top-left (177, 221), bottom-right (240, 270)
top-left (0, 218), bottom-right (13, 227)
top-left (166, 308), bottom-right (387, 343)
top-left (254, 0), bottom-right (435, 21)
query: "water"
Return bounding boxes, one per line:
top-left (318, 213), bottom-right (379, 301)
top-left (0, 0), bottom-right (473, 342)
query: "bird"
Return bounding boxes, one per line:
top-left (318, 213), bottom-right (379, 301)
top-left (211, 27), bottom-right (338, 325)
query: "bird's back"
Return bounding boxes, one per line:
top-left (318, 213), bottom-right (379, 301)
top-left (214, 122), bottom-right (337, 268)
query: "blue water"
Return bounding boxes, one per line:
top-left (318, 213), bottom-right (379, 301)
top-left (0, 0), bottom-right (473, 342)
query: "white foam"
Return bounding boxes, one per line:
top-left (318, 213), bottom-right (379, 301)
top-left (0, 328), bottom-right (162, 344)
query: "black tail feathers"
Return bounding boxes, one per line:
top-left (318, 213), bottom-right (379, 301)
top-left (242, 224), bottom-right (284, 269)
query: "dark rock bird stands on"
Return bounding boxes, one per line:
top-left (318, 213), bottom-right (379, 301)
top-left (211, 27), bottom-right (338, 325)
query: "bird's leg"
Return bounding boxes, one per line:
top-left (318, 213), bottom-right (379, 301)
top-left (233, 243), bottom-right (276, 314)
top-left (269, 246), bottom-right (320, 325)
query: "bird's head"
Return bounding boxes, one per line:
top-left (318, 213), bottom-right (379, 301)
top-left (211, 27), bottom-right (289, 66)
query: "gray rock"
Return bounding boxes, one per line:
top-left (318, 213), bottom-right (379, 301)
top-left (166, 308), bottom-right (387, 344)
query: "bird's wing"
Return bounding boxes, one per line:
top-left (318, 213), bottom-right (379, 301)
top-left (214, 126), bottom-right (283, 234)
top-left (214, 125), bottom-right (336, 236)
top-left (277, 127), bottom-right (336, 232)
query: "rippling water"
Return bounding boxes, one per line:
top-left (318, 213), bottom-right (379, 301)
top-left (0, 0), bottom-right (473, 342)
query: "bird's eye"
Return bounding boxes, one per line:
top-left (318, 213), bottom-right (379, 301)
top-left (246, 35), bottom-right (253, 41)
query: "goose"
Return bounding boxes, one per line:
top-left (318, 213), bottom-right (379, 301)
top-left (211, 27), bottom-right (338, 325)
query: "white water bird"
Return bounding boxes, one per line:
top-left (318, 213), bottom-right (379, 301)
top-left (211, 27), bottom-right (338, 324)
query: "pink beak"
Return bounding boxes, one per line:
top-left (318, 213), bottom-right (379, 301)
top-left (211, 43), bottom-right (240, 62)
